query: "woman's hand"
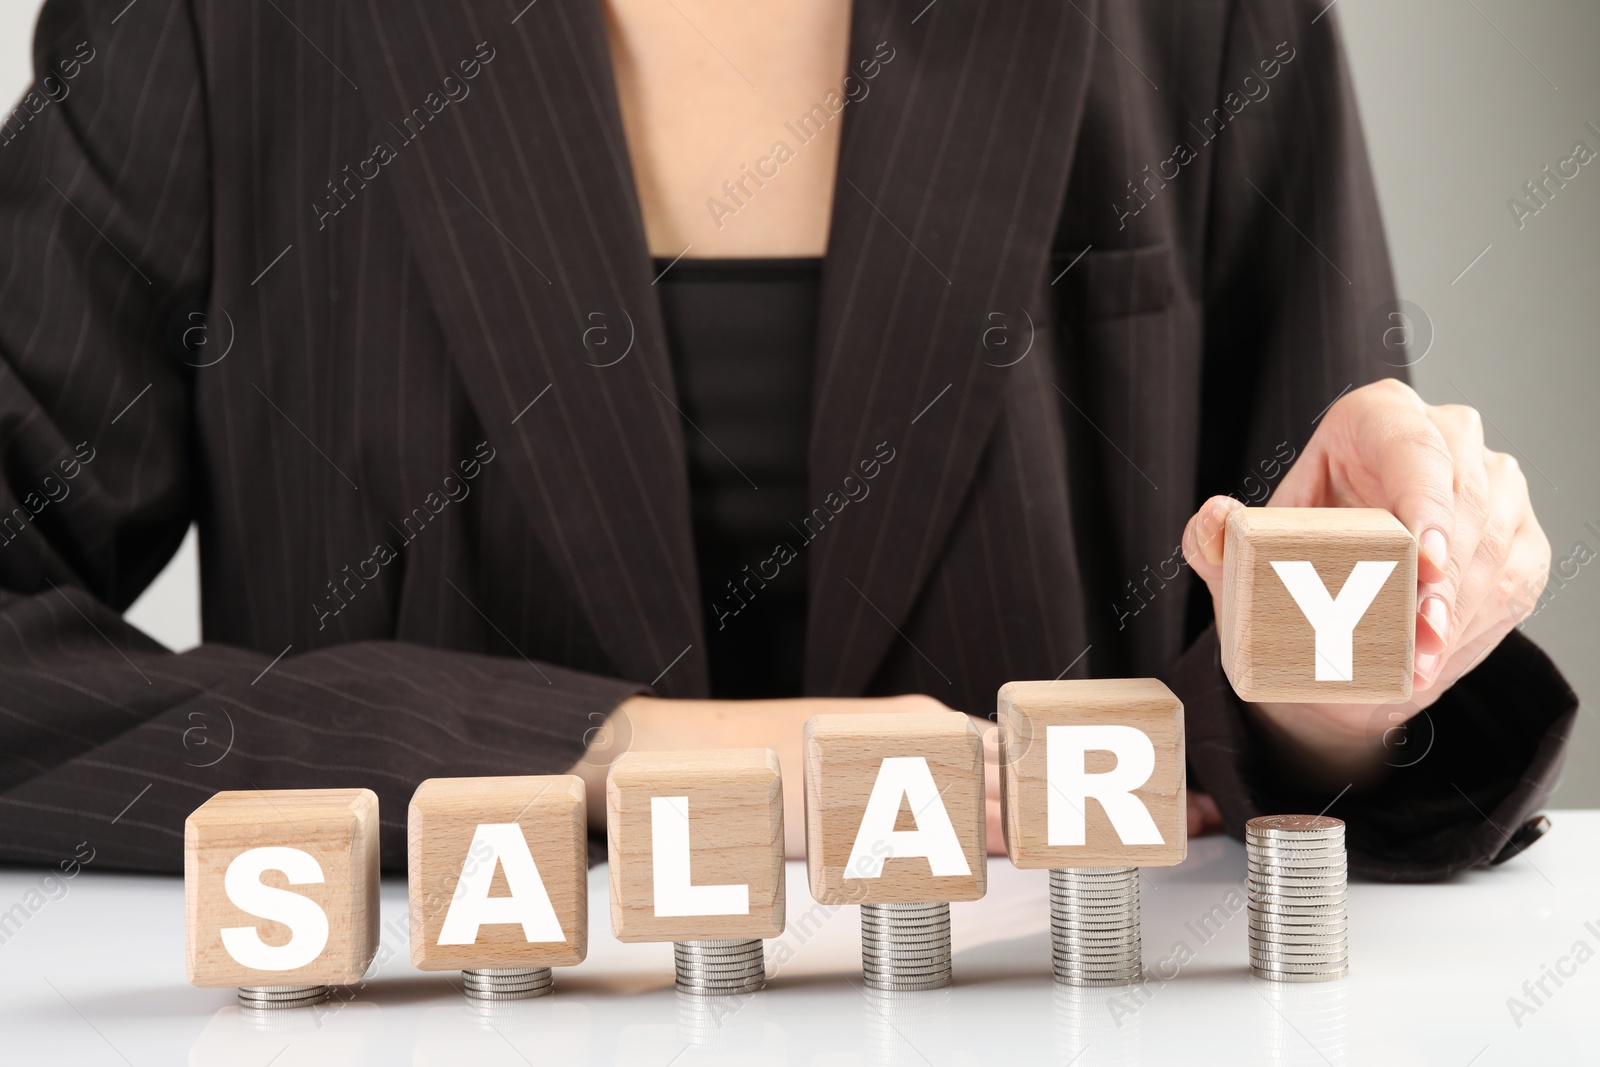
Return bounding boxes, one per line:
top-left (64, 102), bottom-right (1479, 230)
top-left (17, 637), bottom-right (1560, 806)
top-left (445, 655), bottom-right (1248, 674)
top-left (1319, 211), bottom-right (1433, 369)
top-left (572, 693), bottom-right (1004, 858)
top-left (1182, 379), bottom-right (1551, 789)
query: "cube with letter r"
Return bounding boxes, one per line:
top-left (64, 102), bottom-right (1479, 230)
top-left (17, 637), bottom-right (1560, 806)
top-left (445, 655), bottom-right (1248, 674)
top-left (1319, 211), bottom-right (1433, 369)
top-left (998, 679), bottom-right (1186, 869)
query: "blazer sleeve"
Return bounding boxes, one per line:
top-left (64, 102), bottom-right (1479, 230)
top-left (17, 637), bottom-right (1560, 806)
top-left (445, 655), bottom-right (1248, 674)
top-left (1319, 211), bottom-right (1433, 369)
top-left (1172, 0), bottom-right (1578, 882)
top-left (0, 0), bottom-right (638, 873)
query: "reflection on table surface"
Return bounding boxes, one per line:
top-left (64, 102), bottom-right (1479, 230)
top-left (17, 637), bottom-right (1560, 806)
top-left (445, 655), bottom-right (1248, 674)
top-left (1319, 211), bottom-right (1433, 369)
top-left (3, 814), bottom-right (1598, 1065)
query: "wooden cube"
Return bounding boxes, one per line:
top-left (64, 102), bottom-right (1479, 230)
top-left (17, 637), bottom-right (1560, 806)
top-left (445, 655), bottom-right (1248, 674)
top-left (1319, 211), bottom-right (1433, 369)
top-left (408, 775), bottom-right (587, 970)
top-left (804, 712), bottom-right (986, 905)
top-left (607, 749), bottom-right (784, 942)
top-left (185, 788), bottom-right (379, 988)
top-left (997, 679), bottom-right (1186, 869)
top-left (1221, 507), bottom-right (1417, 703)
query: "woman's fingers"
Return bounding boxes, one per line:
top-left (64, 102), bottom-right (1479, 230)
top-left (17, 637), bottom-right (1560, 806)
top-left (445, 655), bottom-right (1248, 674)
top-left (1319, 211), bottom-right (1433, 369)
top-left (1187, 790), bottom-right (1223, 837)
top-left (1414, 403), bottom-right (1491, 657)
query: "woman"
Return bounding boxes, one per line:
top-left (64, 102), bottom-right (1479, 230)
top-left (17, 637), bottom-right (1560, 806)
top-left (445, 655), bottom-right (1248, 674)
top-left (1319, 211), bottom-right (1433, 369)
top-left (0, 0), bottom-right (1573, 877)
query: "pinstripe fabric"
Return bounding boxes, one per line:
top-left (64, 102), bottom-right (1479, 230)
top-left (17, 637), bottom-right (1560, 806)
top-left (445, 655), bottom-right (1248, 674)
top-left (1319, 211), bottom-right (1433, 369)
top-left (0, 0), bottom-right (1575, 878)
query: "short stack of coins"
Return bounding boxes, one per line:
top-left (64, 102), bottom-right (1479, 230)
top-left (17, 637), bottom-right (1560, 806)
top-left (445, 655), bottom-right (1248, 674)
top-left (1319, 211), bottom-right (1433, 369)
top-left (672, 939), bottom-right (766, 996)
top-left (860, 902), bottom-right (953, 991)
top-left (1049, 867), bottom-right (1142, 985)
top-left (237, 983), bottom-right (330, 1010)
top-left (1246, 815), bottom-right (1349, 982)
top-left (461, 966), bottom-right (554, 1000)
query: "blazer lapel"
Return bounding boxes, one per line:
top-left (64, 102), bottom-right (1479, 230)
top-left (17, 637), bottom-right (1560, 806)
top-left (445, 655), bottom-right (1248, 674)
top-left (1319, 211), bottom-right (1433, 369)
top-left (341, 0), bottom-right (707, 694)
top-left (805, 0), bottom-right (1098, 695)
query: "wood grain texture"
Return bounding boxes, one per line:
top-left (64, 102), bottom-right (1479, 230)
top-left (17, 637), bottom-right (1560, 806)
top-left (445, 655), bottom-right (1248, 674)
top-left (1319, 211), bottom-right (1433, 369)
top-left (804, 712), bottom-right (986, 905)
top-left (184, 789), bottom-right (379, 987)
top-left (606, 749), bottom-right (785, 942)
top-left (407, 775), bottom-right (587, 970)
top-left (997, 679), bottom-right (1186, 869)
top-left (1220, 507), bottom-right (1416, 703)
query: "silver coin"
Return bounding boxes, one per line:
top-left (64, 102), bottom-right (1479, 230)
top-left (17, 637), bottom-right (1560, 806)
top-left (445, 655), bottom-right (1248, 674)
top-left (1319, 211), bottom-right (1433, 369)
top-left (1248, 848), bottom-right (1348, 864)
top-left (1249, 866), bottom-right (1348, 882)
top-left (463, 973), bottom-right (556, 989)
top-left (1053, 967), bottom-right (1141, 982)
top-left (1246, 842), bottom-right (1348, 858)
top-left (674, 963), bottom-right (766, 979)
top-left (1247, 814), bottom-right (1345, 834)
top-left (237, 986), bottom-right (328, 1000)
top-left (464, 985), bottom-right (554, 1001)
top-left (1249, 952), bottom-right (1350, 970)
top-left (864, 977), bottom-right (952, 991)
top-left (1054, 947), bottom-right (1141, 960)
top-left (236, 992), bottom-right (329, 1007)
top-left (860, 921), bottom-right (952, 936)
top-left (863, 968), bottom-right (955, 983)
top-left (864, 908), bottom-right (947, 921)
top-left (1250, 873), bottom-right (1348, 888)
top-left (863, 950), bottom-right (952, 965)
top-left (675, 940), bottom-right (766, 956)
top-left (1054, 929), bottom-right (1142, 944)
top-left (674, 973), bottom-right (768, 989)
top-left (464, 972), bottom-right (556, 991)
top-left (860, 920), bottom-right (950, 933)
top-left (1248, 882), bottom-right (1348, 900)
top-left (1249, 920), bottom-right (1348, 937)
top-left (1050, 911), bottom-right (1141, 924)
top-left (1249, 935), bottom-right (1348, 954)
top-left (1251, 964), bottom-right (1348, 983)
top-left (1248, 926), bottom-right (1349, 945)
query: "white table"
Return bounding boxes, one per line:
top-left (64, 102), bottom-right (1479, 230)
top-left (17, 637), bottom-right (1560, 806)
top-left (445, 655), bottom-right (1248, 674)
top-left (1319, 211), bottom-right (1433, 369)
top-left (2, 812), bottom-right (1595, 1065)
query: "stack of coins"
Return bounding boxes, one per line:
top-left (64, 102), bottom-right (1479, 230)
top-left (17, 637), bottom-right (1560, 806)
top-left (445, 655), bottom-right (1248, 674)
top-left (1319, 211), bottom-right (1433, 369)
top-left (673, 939), bottom-right (766, 996)
top-left (237, 983), bottom-right (329, 1010)
top-left (461, 966), bottom-right (554, 1000)
top-left (1246, 815), bottom-right (1349, 982)
top-left (860, 902), bottom-right (953, 991)
top-left (1048, 867), bottom-right (1142, 985)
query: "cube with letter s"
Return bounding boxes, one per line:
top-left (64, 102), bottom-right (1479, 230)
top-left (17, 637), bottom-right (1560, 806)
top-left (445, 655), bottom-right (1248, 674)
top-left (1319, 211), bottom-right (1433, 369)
top-left (185, 788), bottom-right (380, 988)
top-left (997, 679), bottom-right (1186, 869)
top-left (804, 711), bottom-right (986, 904)
top-left (408, 775), bottom-right (587, 970)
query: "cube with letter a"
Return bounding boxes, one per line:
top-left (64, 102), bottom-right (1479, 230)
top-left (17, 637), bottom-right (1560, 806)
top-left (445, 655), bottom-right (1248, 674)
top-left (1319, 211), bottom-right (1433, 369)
top-left (185, 788), bottom-right (380, 988)
top-left (607, 749), bottom-right (785, 942)
top-left (997, 679), bottom-right (1186, 869)
top-left (1220, 506), bottom-right (1417, 703)
top-left (804, 712), bottom-right (986, 905)
top-left (408, 775), bottom-right (587, 970)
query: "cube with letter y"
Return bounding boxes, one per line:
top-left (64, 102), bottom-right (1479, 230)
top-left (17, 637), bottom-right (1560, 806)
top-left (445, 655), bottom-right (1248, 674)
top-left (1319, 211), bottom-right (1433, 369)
top-left (607, 749), bottom-right (785, 942)
top-left (1221, 507), bottom-right (1417, 703)
top-left (185, 789), bottom-right (380, 988)
top-left (408, 775), bottom-right (587, 970)
top-left (805, 712), bottom-right (986, 904)
top-left (997, 679), bottom-right (1186, 869)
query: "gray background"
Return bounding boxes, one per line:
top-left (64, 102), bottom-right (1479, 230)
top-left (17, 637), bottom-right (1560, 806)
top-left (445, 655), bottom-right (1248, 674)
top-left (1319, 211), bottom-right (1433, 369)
top-left (2, 0), bottom-right (1596, 802)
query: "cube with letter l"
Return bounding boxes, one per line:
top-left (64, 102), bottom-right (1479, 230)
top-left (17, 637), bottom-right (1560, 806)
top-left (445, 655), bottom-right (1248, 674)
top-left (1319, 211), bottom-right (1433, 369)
top-left (607, 749), bottom-right (785, 942)
top-left (998, 679), bottom-right (1186, 869)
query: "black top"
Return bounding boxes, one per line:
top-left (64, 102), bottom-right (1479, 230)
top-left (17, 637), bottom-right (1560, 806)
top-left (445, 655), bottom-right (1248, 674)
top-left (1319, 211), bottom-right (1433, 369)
top-left (655, 257), bottom-right (823, 698)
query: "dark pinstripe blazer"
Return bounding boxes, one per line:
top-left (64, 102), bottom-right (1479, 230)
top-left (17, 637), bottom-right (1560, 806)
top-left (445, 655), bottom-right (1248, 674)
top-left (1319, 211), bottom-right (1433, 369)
top-left (0, 0), bottom-right (1575, 878)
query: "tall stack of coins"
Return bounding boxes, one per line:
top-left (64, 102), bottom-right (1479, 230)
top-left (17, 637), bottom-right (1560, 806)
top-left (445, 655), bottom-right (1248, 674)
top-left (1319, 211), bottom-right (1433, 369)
top-left (1246, 815), bottom-right (1349, 982)
top-left (860, 902), bottom-right (953, 991)
top-left (1049, 867), bottom-right (1142, 985)
top-left (672, 939), bottom-right (766, 996)
top-left (461, 966), bottom-right (554, 1000)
